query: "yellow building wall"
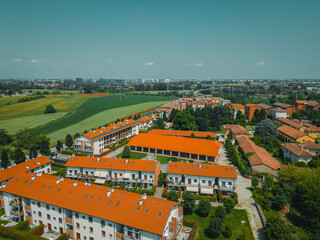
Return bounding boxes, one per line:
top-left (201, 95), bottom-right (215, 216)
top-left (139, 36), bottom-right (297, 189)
top-left (296, 135), bottom-right (315, 143)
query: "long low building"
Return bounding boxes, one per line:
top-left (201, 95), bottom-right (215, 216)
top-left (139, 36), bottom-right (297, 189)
top-left (0, 173), bottom-right (182, 240)
top-left (148, 129), bottom-right (216, 139)
top-left (128, 133), bottom-right (222, 162)
top-left (65, 156), bottom-right (160, 189)
top-left (0, 156), bottom-right (51, 186)
top-left (166, 162), bottom-right (237, 194)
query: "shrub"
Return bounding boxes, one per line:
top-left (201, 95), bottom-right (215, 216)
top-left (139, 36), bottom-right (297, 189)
top-left (13, 221), bottom-right (30, 232)
top-left (223, 223), bottom-right (232, 238)
top-left (217, 191), bottom-right (223, 202)
top-left (44, 104), bottom-right (56, 114)
top-left (28, 224), bottom-right (44, 236)
top-left (223, 199), bottom-right (236, 213)
top-left (251, 176), bottom-right (259, 188)
top-left (162, 187), bottom-right (168, 198)
top-left (120, 183), bottom-right (126, 190)
top-left (158, 171), bottom-right (165, 186)
top-left (178, 188), bottom-right (182, 198)
top-left (215, 206), bottom-right (227, 220)
top-left (197, 199), bottom-right (211, 217)
top-left (122, 146), bottom-right (131, 158)
top-left (206, 217), bottom-right (222, 239)
top-left (57, 233), bottom-right (69, 240)
top-left (167, 191), bottom-right (179, 202)
top-left (195, 193), bottom-right (217, 202)
top-left (232, 192), bottom-right (238, 205)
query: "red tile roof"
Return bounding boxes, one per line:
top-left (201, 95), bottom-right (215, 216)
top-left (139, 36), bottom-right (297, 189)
top-left (257, 103), bottom-right (272, 110)
top-left (272, 102), bottom-right (292, 109)
top-left (275, 117), bottom-right (304, 130)
top-left (128, 133), bottom-right (222, 157)
top-left (278, 125), bottom-right (306, 140)
top-left (0, 173), bottom-right (177, 236)
top-left (225, 125), bottom-right (248, 135)
top-left (136, 116), bottom-right (153, 123)
top-left (65, 156), bottom-right (158, 173)
top-left (148, 129), bottom-right (216, 138)
top-left (167, 162), bottom-right (237, 179)
top-left (281, 143), bottom-right (313, 157)
top-left (301, 140), bottom-right (320, 150)
top-left (231, 103), bottom-right (245, 109)
top-left (0, 156), bottom-right (51, 184)
top-left (237, 136), bottom-right (281, 170)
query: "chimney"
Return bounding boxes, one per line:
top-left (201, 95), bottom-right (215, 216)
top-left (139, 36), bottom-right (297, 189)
top-left (88, 183), bottom-right (91, 187)
top-left (97, 157), bottom-right (100, 161)
top-left (84, 182), bottom-right (88, 186)
top-left (26, 165), bottom-right (29, 169)
top-left (73, 182), bottom-right (77, 187)
top-left (125, 159), bottom-right (128, 163)
top-left (37, 161), bottom-right (40, 165)
top-left (107, 189), bottom-right (111, 197)
top-left (142, 193), bottom-right (147, 200)
top-left (72, 154), bottom-right (75, 157)
top-left (139, 199), bottom-right (143, 206)
top-left (8, 166), bottom-right (11, 169)
top-left (111, 187), bottom-right (114, 192)
top-left (56, 178), bottom-right (61, 185)
top-left (31, 175), bottom-right (35, 181)
top-left (37, 172), bottom-right (42, 177)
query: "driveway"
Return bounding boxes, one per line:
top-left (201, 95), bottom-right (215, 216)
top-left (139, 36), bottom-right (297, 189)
top-left (101, 146), bottom-right (125, 158)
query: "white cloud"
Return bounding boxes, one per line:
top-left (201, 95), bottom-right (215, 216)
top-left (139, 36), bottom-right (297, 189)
top-left (13, 58), bottom-right (22, 62)
top-left (144, 62), bottom-right (154, 66)
top-left (255, 61), bottom-right (265, 66)
top-left (195, 63), bottom-right (203, 67)
top-left (29, 59), bottom-right (39, 63)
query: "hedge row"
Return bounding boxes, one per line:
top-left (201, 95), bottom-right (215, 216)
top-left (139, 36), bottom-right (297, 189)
top-left (194, 192), bottom-right (217, 202)
top-left (61, 149), bottom-right (87, 156)
top-left (12, 221), bottom-right (30, 232)
top-left (130, 186), bottom-right (157, 196)
top-left (0, 224), bottom-right (46, 240)
top-left (57, 233), bottom-right (69, 240)
top-left (183, 219), bottom-right (199, 240)
top-left (108, 140), bottom-right (129, 151)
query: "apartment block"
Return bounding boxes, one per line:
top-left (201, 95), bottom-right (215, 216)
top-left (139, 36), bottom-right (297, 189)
top-left (136, 116), bottom-right (153, 130)
top-left (65, 156), bottom-right (160, 189)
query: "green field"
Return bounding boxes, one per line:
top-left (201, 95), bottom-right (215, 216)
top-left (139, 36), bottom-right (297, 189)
top-left (184, 208), bottom-right (254, 240)
top-left (0, 112), bottom-right (68, 135)
top-left (47, 101), bottom-right (169, 142)
top-left (116, 152), bottom-right (147, 159)
top-left (134, 90), bottom-right (193, 95)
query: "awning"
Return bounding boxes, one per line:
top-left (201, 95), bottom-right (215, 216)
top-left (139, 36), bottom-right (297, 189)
top-left (123, 173), bottom-right (131, 179)
top-left (94, 171), bottom-right (101, 177)
top-left (100, 171), bottom-right (108, 178)
top-left (186, 186), bottom-right (199, 193)
top-left (95, 179), bottom-right (105, 184)
top-left (200, 188), bottom-right (214, 195)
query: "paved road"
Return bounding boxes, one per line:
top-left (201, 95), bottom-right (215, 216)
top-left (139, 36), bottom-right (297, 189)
top-left (101, 146), bottom-right (125, 158)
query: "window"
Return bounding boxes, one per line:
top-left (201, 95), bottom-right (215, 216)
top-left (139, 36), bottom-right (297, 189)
top-left (101, 220), bottom-right (105, 226)
top-left (102, 231), bottom-right (106, 237)
top-left (59, 208), bottom-right (62, 213)
top-left (46, 204), bottom-right (49, 210)
top-left (194, 179), bottom-right (197, 183)
top-left (38, 202), bottom-right (40, 207)
top-left (89, 216), bottom-right (92, 223)
top-left (47, 214), bottom-right (50, 220)
top-left (108, 223), bottom-right (112, 227)
top-left (228, 182), bottom-right (232, 186)
top-left (89, 227), bottom-right (93, 233)
top-left (222, 181), bottom-right (226, 187)
top-left (76, 223), bottom-right (80, 229)
top-left (75, 213), bottom-right (79, 219)
top-left (59, 218), bottom-right (62, 223)
top-left (38, 211), bottom-right (42, 217)
top-left (202, 180), bottom-right (206, 184)
top-left (208, 181), bottom-right (212, 186)
top-left (90, 237), bottom-right (94, 240)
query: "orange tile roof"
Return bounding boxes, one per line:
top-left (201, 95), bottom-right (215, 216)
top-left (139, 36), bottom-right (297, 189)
top-left (237, 136), bottom-right (281, 170)
top-left (306, 126), bottom-right (320, 132)
top-left (271, 107), bottom-right (287, 112)
top-left (257, 103), bottom-right (272, 110)
top-left (83, 119), bottom-right (139, 141)
top-left (275, 117), bottom-right (303, 130)
top-left (148, 129), bottom-right (216, 138)
top-left (281, 143), bottom-right (313, 157)
top-left (65, 156), bottom-right (158, 173)
top-left (301, 140), bottom-right (320, 150)
top-left (128, 133), bottom-right (222, 157)
top-left (167, 162), bottom-right (237, 179)
top-left (231, 103), bottom-right (245, 109)
top-left (225, 125), bottom-right (248, 135)
top-left (0, 156), bottom-right (51, 184)
top-left (1, 173), bottom-right (178, 236)
top-left (272, 102), bottom-right (292, 109)
top-left (278, 125), bottom-right (306, 140)
top-left (136, 116), bottom-right (153, 123)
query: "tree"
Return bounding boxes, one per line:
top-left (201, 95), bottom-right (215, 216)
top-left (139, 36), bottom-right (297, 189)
top-left (272, 194), bottom-right (288, 211)
top-left (190, 133), bottom-right (195, 138)
top-left (223, 198), bottom-right (235, 214)
top-left (163, 111), bottom-right (168, 122)
top-left (182, 191), bottom-right (196, 215)
top-left (251, 176), bottom-right (259, 188)
top-left (1, 149), bottom-right (10, 169)
top-left (29, 146), bottom-right (37, 159)
top-left (260, 108), bottom-right (266, 121)
top-left (74, 133), bottom-right (80, 139)
top-left (253, 109), bottom-right (261, 123)
top-left (158, 171), bottom-right (165, 186)
top-left (167, 191), bottom-right (179, 202)
top-left (65, 134), bottom-right (73, 148)
top-left (308, 156), bottom-right (320, 168)
top-left (15, 128), bottom-right (34, 149)
top-left (264, 214), bottom-right (291, 240)
top-left (235, 111), bottom-right (246, 127)
top-left (197, 199), bottom-right (211, 217)
top-left (173, 110), bottom-right (198, 131)
top-left (206, 217), bottom-right (222, 239)
top-left (206, 135), bottom-right (213, 140)
top-left (254, 119), bottom-right (278, 138)
top-left (44, 104), bottom-right (56, 114)
top-left (223, 223), bottom-right (232, 238)
top-left (40, 140), bottom-right (50, 155)
top-left (122, 146), bottom-right (131, 158)
top-left (31, 134), bottom-right (50, 150)
top-left (263, 174), bottom-right (274, 191)
top-left (56, 140), bottom-right (63, 152)
top-left (13, 148), bottom-right (26, 164)
top-left (154, 118), bottom-right (166, 129)
top-left (0, 129), bottom-right (12, 145)
top-left (196, 117), bottom-right (209, 131)
top-left (215, 206), bottom-right (227, 220)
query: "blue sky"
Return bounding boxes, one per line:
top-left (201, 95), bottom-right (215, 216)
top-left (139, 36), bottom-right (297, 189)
top-left (0, 0), bottom-right (319, 79)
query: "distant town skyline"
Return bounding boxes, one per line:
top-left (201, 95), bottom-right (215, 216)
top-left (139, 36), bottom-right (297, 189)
top-left (0, 0), bottom-right (319, 79)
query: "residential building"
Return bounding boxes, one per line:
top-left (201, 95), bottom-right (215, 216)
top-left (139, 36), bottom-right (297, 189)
top-left (300, 141), bottom-right (320, 155)
top-left (65, 156), bottom-right (160, 189)
top-left (257, 103), bottom-right (272, 115)
top-left (272, 102), bottom-right (294, 116)
top-left (293, 100), bottom-right (320, 111)
top-left (274, 117), bottom-right (305, 131)
top-left (229, 104), bottom-right (245, 118)
top-left (270, 107), bottom-right (287, 119)
top-left (0, 173), bottom-right (182, 240)
top-left (224, 124), bottom-right (249, 139)
top-left (128, 133), bottom-right (222, 162)
top-left (166, 162), bottom-right (237, 194)
top-left (237, 136), bottom-right (281, 176)
top-left (304, 126), bottom-right (320, 140)
top-left (278, 125), bottom-right (315, 143)
top-left (136, 116), bottom-right (153, 130)
top-left (281, 143), bottom-right (313, 163)
top-left (74, 119), bottom-right (140, 155)
top-left (0, 156), bottom-right (51, 186)
top-left (148, 129), bottom-right (216, 139)
top-left (245, 104), bottom-right (260, 121)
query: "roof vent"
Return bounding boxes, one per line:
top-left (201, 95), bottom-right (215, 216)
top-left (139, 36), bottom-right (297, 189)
top-left (72, 154), bottom-right (75, 157)
top-left (88, 183), bottom-right (91, 187)
top-left (37, 161), bottom-right (40, 165)
top-left (111, 187), bottom-right (114, 192)
top-left (60, 177), bottom-right (64, 181)
top-left (125, 159), bottom-right (128, 163)
top-left (107, 189), bottom-right (111, 197)
top-left (56, 178), bottom-right (61, 185)
top-left (198, 164), bottom-right (201, 168)
top-left (26, 165), bottom-right (29, 169)
top-left (73, 182), bottom-right (77, 187)
top-left (31, 175), bottom-right (35, 181)
top-left (97, 157), bottom-right (100, 161)
top-left (139, 199), bottom-right (143, 206)
top-left (37, 172), bottom-right (42, 177)
top-left (142, 193), bottom-right (147, 200)
top-left (84, 182), bottom-right (88, 186)
top-left (8, 166), bottom-right (11, 169)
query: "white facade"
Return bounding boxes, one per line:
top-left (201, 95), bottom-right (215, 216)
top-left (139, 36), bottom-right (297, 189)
top-left (270, 109), bottom-right (287, 119)
top-left (281, 146), bottom-right (313, 163)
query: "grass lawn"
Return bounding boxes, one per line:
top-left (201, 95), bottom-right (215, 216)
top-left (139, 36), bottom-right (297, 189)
top-left (245, 125), bottom-right (256, 131)
top-left (156, 155), bottom-right (189, 164)
top-left (213, 125), bottom-right (226, 134)
top-left (47, 101), bottom-right (169, 142)
top-left (0, 236), bottom-right (12, 240)
top-left (116, 152), bottom-right (147, 159)
top-left (184, 208), bottom-right (254, 240)
top-left (0, 208), bottom-right (4, 216)
top-left (0, 112), bottom-right (68, 135)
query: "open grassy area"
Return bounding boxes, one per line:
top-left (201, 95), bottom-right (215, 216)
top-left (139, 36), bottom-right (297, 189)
top-left (184, 208), bottom-right (254, 240)
top-left (47, 101), bottom-right (169, 142)
top-left (156, 155), bottom-right (189, 164)
top-left (0, 112), bottom-right (68, 135)
top-left (116, 151), bottom-right (147, 159)
top-left (245, 125), bottom-right (256, 131)
top-left (213, 125), bottom-right (226, 134)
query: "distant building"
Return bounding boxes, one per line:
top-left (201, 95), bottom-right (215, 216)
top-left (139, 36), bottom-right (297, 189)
top-left (245, 104), bottom-right (260, 121)
top-left (281, 143), bottom-right (313, 163)
top-left (272, 102), bottom-right (294, 116)
top-left (293, 100), bottom-right (320, 111)
top-left (148, 129), bottom-right (216, 139)
top-left (224, 124), bottom-right (249, 139)
top-left (257, 103), bottom-right (272, 115)
top-left (270, 107), bottom-right (287, 119)
top-left (278, 125), bottom-right (315, 143)
top-left (229, 104), bottom-right (245, 118)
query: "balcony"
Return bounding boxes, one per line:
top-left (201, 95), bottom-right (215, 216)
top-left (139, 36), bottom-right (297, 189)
top-left (66, 229), bottom-right (74, 239)
top-left (24, 205), bottom-right (31, 212)
top-left (65, 217), bottom-right (73, 225)
top-left (10, 210), bottom-right (24, 217)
